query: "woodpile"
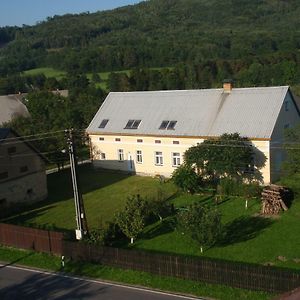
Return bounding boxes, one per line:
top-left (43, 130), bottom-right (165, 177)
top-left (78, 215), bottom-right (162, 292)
top-left (261, 185), bottom-right (290, 215)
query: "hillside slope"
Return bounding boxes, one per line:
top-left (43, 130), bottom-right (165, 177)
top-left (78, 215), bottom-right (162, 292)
top-left (1, 0), bottom-right (300, 75)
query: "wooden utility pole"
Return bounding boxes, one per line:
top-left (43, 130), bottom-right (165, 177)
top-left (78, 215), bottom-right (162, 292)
top-left (65, 129), bottom-right (88, 240)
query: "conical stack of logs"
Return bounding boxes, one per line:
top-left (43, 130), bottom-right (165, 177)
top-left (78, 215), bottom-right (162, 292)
top-left (261, 185), bottom-right (289, 215)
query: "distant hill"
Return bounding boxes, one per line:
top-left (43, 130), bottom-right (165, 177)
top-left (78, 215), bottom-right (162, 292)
top-left (1, 0), bottom-right (300, 86)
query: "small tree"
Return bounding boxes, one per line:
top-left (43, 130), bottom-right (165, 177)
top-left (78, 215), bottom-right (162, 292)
top-left (115, 195), bottom-right (148, 244)
top-left (171, 164), bottom-right (200, 194)
top-left (177, 203), bottom-right (222, 253)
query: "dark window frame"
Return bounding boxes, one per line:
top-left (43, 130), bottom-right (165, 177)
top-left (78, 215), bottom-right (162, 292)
top-left (124, 119), bottom-right (141, 129)
top-left (99, 119), bottom-right (109, 129)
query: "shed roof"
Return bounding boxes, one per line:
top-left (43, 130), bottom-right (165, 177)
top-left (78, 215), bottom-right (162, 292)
top-left (87, 86), bottom-right (291, 139)
top-left (0, 94), bottom-right (30, 125)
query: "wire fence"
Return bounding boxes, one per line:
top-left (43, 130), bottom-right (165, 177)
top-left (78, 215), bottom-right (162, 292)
top-left (0, 222), bottom-right (299, 293)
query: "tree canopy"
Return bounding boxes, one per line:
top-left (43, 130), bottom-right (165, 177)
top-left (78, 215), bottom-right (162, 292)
top-left (184, 133), bottom-right (257, 183)
top-left (1, 0), bottom-right (300, 92)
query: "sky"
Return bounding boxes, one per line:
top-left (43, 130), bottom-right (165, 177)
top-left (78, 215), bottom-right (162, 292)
top-left (0, 0), bottom-right (144, 27)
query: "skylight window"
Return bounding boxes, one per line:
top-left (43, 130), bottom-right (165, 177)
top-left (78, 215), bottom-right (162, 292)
top-left (99, 119), bottom-right (109, 129)
top-left (159, 120), bottom-right (177, 130)
top-left (167, 121), bottom-right (177, 130)
top-left (159, 120), bottom-right (169, 130)
top-left (124, 119), bottom-right (141, 129)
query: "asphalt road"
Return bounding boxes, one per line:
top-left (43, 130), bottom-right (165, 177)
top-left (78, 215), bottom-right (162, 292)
top-left (0, 264), bottom-right (201, 300)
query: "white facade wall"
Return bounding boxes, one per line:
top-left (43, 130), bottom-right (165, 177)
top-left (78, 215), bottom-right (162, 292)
top-left (90, 134), bottom-right (271, 184)
top-left (270, 93), bottom-right (300, 182)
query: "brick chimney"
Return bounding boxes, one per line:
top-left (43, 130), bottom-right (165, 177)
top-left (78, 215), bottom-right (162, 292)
top-left (223, 79), bottom-right (234, 93)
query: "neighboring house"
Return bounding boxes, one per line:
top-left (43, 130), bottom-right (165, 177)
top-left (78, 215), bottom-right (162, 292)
top-left (0, 94), bottom-right (30, 125)
top-left (86, 83), bottom-right (300, 185)
top-left (0, 128), bottom-right (48, 207)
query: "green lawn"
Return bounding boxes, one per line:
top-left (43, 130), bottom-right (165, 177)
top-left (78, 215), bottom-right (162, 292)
top-left (23, 67), bottom-right (67, 79)
top-left (3, 164), bottom-right (300, 270)
top-left (23, 67), bottom-right (173, 91)
top-left (4, 164), bottom-right (177, 231)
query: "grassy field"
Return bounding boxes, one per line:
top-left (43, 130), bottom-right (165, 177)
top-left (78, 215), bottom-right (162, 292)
top-left (3, 164), bottom-right (300, 270)
top-left (0, 246), bottom-right (273, 300)
top-left (23, 67), bottom-right (172, 91)
top-left (4, 164), bottom-right (177, 231)
top-left (23, 67), bottom-right (67, 79)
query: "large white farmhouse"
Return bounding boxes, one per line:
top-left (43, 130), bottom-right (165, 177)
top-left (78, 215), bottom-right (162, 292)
top-left (87, 83), bottom-right (300, 184)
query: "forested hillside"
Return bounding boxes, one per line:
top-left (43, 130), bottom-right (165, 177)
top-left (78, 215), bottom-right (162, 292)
top-left (1, 0), bottom-right (300, 74)
top-left (2, 0), bottom-right (300, 169)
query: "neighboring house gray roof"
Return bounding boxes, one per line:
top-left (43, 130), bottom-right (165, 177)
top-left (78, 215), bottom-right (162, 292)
top-left (0, 94), bottom-right (30, 125)
top-left (87, 86), bottom-right (292, 139)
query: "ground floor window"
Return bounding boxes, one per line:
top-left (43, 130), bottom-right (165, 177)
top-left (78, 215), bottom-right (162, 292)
top-left (118, 149), bottom-right (124, 161)
top-left (136, 150), bottom-right (143, 163)
top-left (155, 151), bottom-right (163, 166)
top-left (172, 152), bottom-right (181, 167)
top-left (101, 153), bottom-right (106, 160)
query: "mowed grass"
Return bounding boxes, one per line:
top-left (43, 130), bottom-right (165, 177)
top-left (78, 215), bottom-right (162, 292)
top-left (3, 164), bottom-right (300, 270)
top-left (23, 67), bottom-right (67, 79)
top-left (4, 164), bottom-right (177, 231)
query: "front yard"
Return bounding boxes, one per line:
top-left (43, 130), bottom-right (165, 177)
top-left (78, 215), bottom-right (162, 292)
top-left (3, 164), bottom-right (300, 269)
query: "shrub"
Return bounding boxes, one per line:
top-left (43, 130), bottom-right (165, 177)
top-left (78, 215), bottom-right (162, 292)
top-left (218, 178), bottom-right (261, 198)
top-left (171, 164), bottom-right (201, 194)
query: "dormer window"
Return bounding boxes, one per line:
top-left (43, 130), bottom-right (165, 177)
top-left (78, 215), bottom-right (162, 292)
top-left (99, 119), bottom-right (109, 129)
top-left (159, 120), bottom-right (177, 130)
top-left (124, 119), bottom-right (141, 129)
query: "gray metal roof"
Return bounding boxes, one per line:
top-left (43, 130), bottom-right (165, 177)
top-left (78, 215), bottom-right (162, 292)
top-left (87, 86), bottom-right (290, 139)
top-left (0, 94), bottom-right (30, 125)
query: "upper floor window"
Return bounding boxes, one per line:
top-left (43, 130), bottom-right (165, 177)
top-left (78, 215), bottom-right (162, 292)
top-left (7, 146), bottom-right (16, 155)
top-left (115, 138), bottom-right (121, 142)
top-left (172, 152), bottom-right (181, 167)
top-left (20, 166), bottom-right (28, 173)
top-left (155, 140), bottom-right (161, 144)
top-left (99, 119), bottom-right (109, 129)
top-left (159, 120), bottom-right (177, 130)
top-left (0, 172), bottom-right (8, 180)
top-left (124, 119), bottom-right (141, 129)
top-left (173, 141), bottom-right (180, 145)
top-left (99, 137), bottom-right (104, 141)
top-left (137, 139), bottom-right (143, 143)
top-left (285, 101), bottom-right (289, 112)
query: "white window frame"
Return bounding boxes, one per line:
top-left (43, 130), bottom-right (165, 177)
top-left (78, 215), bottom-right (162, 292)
top-left (285, 101), bottom-right (289, 112)
top-left (136, 150), bottom-right (143, 164)
top-left (118, 149), bottom-right (124, 161)
top-left (155, 151), bottom-right (163, 166)
top-left (172, 152), bottom-right (181, 167)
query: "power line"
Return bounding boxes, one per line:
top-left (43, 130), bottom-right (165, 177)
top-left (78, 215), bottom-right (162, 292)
top-left (0, 129), bottom-right (67, 143)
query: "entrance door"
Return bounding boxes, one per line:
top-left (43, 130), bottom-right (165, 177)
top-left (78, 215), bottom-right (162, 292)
top-left (127, 152), bottom-right (133, 172)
